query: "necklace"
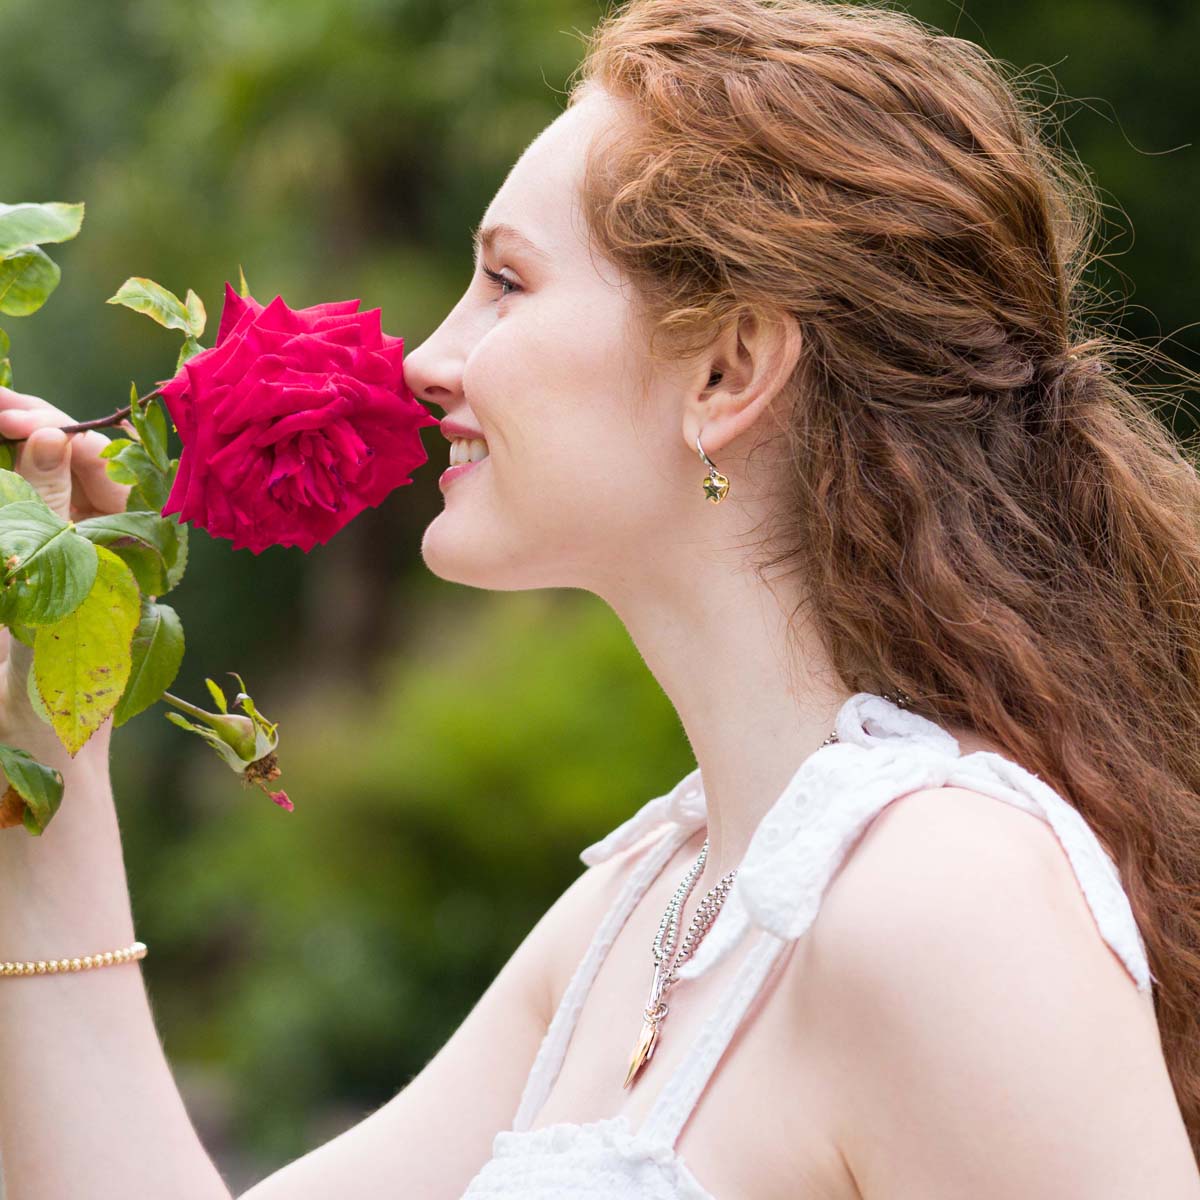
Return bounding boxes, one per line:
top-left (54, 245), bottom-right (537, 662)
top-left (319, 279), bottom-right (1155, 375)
top-left (622, 689), bottom-right (912, 1089)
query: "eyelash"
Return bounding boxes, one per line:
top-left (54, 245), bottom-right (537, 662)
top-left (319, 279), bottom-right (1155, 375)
top-left (482, 266), bottom-right (522, 299)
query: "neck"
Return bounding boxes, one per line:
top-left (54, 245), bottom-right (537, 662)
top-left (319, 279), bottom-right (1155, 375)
top-left (602, 556), bottom-right (852, 893)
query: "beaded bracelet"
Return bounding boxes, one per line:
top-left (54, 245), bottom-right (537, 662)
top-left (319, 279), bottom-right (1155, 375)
top-left (1, 940), bottom-right (147, 977)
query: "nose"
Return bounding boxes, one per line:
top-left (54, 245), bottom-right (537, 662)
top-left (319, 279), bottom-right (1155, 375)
top-left (402, 301), bottom-right (474, 419)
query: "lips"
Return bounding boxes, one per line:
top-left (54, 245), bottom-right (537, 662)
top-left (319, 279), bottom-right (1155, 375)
top-left (438, 454), bottom-right (488, 492)
top-left (439, 418), bottom-right (487, 442)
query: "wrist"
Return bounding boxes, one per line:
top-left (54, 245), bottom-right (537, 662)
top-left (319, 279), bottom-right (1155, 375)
top-left (5, 719), bottom-right (112, 778)
top-left (0, 747), bottom-right (132, 955)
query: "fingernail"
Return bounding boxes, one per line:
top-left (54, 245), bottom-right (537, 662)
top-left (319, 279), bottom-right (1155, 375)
top-left (32, 432), bottom-right (66, 469)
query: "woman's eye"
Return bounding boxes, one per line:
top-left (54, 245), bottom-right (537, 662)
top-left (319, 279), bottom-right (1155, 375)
top-left (482, 266), bottom-right (521, 299)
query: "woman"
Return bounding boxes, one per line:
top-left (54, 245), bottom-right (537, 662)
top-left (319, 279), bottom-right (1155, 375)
top-left (1, 0), bottom-right (1198, 1196)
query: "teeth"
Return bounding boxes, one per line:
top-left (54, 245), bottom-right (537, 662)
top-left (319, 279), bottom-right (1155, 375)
top-left (450, 438), bottom-right (489, 467)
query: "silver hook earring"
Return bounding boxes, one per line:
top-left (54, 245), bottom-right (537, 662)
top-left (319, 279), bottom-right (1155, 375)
top-left (697, 430), bottom-right (730, 504)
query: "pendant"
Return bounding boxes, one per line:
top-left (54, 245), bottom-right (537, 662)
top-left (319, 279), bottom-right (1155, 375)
top-left (628, 993), bottom-right (667, 1089)
top-left (623, 1006), bottom-right (664, 1089)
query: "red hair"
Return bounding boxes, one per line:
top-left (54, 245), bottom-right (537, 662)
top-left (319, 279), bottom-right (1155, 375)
top-left (570, 0), bottom-right (1200, 1156)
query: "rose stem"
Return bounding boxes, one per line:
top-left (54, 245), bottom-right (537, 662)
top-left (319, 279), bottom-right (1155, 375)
top-left (0, 386), bottom-right (164, 444)
top-left (159, 692), bottom-right (215, 722)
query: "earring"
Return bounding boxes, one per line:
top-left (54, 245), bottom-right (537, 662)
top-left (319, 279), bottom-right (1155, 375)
top-left (697, 430), bottom-right (730, 504)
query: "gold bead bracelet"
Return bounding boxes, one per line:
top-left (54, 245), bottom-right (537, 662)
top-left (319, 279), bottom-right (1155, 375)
top-left (0, 940), bottom-right (147, 976)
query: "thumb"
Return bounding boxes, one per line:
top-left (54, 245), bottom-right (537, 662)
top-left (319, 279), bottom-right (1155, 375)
top-left (18, 427), bottom-right (73, 522)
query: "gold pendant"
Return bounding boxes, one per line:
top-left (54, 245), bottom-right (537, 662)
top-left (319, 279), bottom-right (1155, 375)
top-left (623, 1015), bottom-right (660, 1089)
top-left (624, 993), bottom-right (672, 1089)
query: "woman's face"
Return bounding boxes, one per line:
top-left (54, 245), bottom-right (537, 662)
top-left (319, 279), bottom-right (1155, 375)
top-left (405, 86), bottom-right (709, 597)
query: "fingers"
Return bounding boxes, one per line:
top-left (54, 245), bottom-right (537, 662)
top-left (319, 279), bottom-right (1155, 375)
top-left (0, 398), bottom-right (134, 519)
top-left (69, 429), bottom-right (133, 516)
top-left (14, 426), bottom-right (73, 522)
top-left (0, 385), bottom-right (75, 428)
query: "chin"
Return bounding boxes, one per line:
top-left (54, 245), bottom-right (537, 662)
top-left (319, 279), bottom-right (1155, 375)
top-left (422, 525), bottom-right (580, 593)
top-left (419, 520), bottom-right (514, 590)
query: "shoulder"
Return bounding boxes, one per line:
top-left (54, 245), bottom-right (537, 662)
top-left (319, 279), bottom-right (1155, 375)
top-left (802, 785), bottom-right (1195, 1198)
top-left (811, 782), bottom-right (1148, 997)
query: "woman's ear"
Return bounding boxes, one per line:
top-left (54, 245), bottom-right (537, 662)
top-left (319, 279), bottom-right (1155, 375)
top-left (685, 309), bottom-right (801, 456)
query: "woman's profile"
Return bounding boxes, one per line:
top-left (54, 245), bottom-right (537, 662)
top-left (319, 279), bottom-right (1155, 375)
top-left (1, 0), bottom-right (1199, 1196)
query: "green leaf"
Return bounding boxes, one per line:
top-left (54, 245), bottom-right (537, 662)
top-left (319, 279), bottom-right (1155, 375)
top-left (7, 621), bottom-right (34, 647)
top-left (0, 202), bottom-right (84, 255)
top-left (100, 442), bottom-right (169, 511)
top-left (73, 510), bottom-right (179, 595)
top-left (113, 598), bottom-right (184, 727)
top-left (32, 545), bottom-right (141, 754)
top-left (175, 336), bottom-right (204, 374)
top-left (0, 328), bottom-right (8, 355)
top-left (0, 247), bottom-right (61, 317)
top-left (205, 677), bottom-right (228, 713)
top-left (164, 710), bottom-right (200, 734)
top-left (0, 501), bottom-right (98, 624)
top-left (237, 264), bottom-right (250, 298)
top-left (102, 458), bottom-right (138, 486)
top-left (123, 481), bottom-right (156, 513)
top-left (136, 399), bottom-right (170, 471)
top-left (99, 437), bottom-right (133, 460)
top-left (0, 361), bottom-right (11, 390)
top-left (163, 517), bottom-right (188, 592)
top-left (183, 289), bottom-right (206, 338)
top-left (0, 743), bottom-right (64, 836)
top-left (106, 277), bottom-right (192, 333)
top-left (0, 467), bottom-right (42, 507)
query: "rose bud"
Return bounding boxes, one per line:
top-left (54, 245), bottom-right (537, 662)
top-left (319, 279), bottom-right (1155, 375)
top-left (161, 673), bottom-right (291, 809)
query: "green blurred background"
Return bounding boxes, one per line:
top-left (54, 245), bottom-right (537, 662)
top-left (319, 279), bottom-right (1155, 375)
top-left (0, 0), bottom-right (1196, 1190)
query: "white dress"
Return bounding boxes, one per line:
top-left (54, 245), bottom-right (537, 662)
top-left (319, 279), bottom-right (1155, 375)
top-left (459, 691), bottom-right (1153, 1198)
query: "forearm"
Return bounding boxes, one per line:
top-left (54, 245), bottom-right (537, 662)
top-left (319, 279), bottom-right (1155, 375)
top-left (0, 737), bottom-right (232, 1200)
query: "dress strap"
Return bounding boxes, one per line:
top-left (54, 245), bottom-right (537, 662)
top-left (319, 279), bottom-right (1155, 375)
top-left (638, 928), bottom-right (791, 1149)
top-left (511, 818), bottom-right (696, 1132)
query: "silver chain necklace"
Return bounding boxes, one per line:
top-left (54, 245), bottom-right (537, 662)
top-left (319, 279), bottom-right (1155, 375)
top-left (623, 690), bottom-right (912, 1089)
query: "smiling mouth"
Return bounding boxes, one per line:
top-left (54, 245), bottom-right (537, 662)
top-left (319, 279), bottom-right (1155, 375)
top-left (447, 437), bottom-right (490, 468)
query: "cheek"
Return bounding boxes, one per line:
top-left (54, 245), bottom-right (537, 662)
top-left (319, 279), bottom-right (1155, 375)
top-left (462, 289), bottom-right (661, 515)
top-left (466, 312), bottom-right (616, 459)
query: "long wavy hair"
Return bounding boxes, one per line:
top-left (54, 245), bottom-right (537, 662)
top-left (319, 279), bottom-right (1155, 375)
top-left (567, 0), bottom-right (1200, 1155)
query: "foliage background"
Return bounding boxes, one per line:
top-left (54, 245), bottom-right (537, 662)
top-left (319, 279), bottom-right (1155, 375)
top-left (0, 0), bottom-right (1196, 1190)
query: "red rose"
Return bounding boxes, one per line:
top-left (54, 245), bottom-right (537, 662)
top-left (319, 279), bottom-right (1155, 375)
top-left (157, 283), bottom-right (438, 554)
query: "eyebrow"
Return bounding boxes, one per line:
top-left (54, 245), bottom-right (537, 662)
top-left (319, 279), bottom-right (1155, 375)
top-left (471, 221), bottom-right (550, 266)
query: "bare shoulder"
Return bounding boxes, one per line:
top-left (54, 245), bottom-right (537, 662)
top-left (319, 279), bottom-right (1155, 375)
top-left (803, 785), bottom-right (1199, 1200)
top-left (535, 827), bottom-right (665, 1022)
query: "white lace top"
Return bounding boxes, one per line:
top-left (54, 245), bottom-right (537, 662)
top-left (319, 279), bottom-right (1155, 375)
top-left (459, 691), bottom-right (1153, 1198)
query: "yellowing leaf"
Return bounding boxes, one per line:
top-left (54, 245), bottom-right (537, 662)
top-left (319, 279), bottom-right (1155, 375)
top-left (183, 289), bottom-right (206, 338)
top-left (32, 545), bottom-right (141, 754)
top-left (105, 277), bottom-right (191, 333)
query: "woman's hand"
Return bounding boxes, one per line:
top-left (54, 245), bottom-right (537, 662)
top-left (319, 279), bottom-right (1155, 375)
top-left (0, 385), bottom-right (134, 767)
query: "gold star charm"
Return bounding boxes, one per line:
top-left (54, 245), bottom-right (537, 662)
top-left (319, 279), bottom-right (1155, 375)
top-left (702, 470), bottom-right (729, 503)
